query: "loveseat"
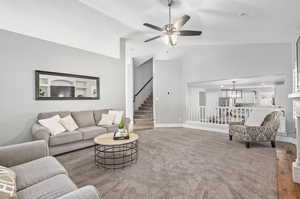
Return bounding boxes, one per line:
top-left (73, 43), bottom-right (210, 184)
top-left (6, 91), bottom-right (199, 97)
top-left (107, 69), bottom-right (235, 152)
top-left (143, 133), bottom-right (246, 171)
top-left (0, 140), bottom-right (101, 199)
top-left (32, 109), bottom-right (130, 155)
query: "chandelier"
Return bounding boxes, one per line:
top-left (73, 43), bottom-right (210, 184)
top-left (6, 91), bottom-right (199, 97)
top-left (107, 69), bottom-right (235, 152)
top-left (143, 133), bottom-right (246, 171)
top-left (221, 81), bottom-right (243, 99)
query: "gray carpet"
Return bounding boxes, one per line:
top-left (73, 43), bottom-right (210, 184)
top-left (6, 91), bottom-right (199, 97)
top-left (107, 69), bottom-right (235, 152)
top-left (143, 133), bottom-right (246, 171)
top-left (56, 128), bottom-right (277, 199)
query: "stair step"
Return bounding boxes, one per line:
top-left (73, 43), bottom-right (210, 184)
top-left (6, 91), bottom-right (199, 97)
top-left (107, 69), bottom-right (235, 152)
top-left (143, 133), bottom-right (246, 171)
top-left (135, 111), bottom-right (153, 115)
top-left (139, 107), bottom-right (153, 111)
top-left (135, 118), bottom-right (153, 122)
top-left (134, 112), bottom-right (153, 115)
top-left (135, 116), bottom-right (153, 119)
top-left (141, 103), bottom-right (152, 107)
top-left (134, 124), bottom-right (154, 131)
top-left (134, 120), bottom-right (154, 125)
top-left (134, 116), bottom-right (153, 120)
top-left (134, 118), bottom-right (153, 122)
top-left (136, 92), bottom-right (153, 116)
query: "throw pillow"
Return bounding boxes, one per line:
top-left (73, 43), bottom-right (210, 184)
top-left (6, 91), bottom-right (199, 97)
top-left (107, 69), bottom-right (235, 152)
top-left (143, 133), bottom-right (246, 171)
top-left (39, 115), bottom-right (66, 136)
top-left (60, 115), bottom-right (79, 132)
top-left (98, 114), bottom-right (115, 126)
top-left (0, 166), bottom-right (17, 199)
top-left (108, 110), bottom-right (124, 124)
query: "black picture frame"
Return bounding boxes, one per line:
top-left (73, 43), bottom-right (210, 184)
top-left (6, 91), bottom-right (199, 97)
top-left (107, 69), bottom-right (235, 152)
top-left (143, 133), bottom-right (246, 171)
top-left (35, 70), bottom-right (100, 100)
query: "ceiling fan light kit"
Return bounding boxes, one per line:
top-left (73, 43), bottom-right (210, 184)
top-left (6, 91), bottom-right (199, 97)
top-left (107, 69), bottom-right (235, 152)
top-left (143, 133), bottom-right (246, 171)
top-left (143, 0), bottom-right (202, 46)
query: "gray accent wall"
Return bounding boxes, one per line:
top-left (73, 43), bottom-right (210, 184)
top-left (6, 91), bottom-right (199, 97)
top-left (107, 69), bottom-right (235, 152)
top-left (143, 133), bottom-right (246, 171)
top-left (0, 30), bottom-right (125, 145)
top-left (181, 43), bottom-right (295, 136)
top-left (154, 60), bottom-right (183, 124)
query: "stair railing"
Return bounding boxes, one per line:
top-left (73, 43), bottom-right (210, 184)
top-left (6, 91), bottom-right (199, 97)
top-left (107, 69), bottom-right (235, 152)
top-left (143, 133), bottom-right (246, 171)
top-left (133, 77), bottom-right (153, 103)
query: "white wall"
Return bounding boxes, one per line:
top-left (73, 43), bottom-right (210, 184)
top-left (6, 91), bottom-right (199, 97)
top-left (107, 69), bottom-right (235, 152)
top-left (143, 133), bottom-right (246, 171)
top-left (0, 0), bottom-right (133, 58)
top-left (181, 43), bottom-right (294, 135)
top-left (154, 60), bottom-right (183, 124)
top-left (275, 83), bottom-right (288, 106)
top-left (0, 30), bottom-right (125, 145)
top-left (134, 58), bottom-right (153, 110)
top-left (206, 91), bottom-right (219, 110)
top-left (187, 87), bottom-right (205, 108)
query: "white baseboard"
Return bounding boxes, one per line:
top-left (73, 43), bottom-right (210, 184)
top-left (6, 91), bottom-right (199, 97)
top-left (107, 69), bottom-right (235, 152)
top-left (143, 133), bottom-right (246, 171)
top-left (183, 122), bottom-right (296, 145)
top-left (154, 123), bottom-right (183, 128)
top-left (153, 121), bottom-right (296, 145)
top-left (182, 123), bottom-right (228, 134)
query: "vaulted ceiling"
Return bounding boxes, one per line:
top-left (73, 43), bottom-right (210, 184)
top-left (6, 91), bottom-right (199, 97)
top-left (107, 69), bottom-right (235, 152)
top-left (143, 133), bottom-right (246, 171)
top-left (1, 0), bottom-right (299, 58)
top-left (80, 0), bottom-right (300, 45)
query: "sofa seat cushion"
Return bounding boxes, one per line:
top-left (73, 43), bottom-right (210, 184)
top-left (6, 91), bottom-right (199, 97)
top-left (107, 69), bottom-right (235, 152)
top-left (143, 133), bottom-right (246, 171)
top-left (49, 131), bottom-right (82, 146)
top-left (78, 126), bottom-right (107, 140)
top-left (100, 124), bottom-right (119, 132)
top-left (11, 156), bottom-right (67, 191)
top-left (71, 111), bottom-right (95, 128)
top-left (17, 174), bottom-right (77, 199)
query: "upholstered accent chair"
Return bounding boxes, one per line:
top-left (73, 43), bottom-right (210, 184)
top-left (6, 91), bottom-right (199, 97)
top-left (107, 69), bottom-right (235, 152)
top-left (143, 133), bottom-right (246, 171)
top-left (229, 111), bottom-right (281, 148)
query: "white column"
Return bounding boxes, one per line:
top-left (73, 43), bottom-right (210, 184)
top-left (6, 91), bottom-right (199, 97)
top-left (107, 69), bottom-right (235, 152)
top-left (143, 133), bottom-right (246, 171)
top-left (289, 92), bottom-right (300, 183)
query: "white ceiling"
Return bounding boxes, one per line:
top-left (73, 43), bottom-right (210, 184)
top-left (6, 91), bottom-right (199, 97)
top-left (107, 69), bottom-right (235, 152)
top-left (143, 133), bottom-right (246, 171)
top-left (80, 0), bottom-right (300, 45)
top-left (0, 0), bottom-right (133, 58)
top-left (1, 0), bottom-right (299, 58)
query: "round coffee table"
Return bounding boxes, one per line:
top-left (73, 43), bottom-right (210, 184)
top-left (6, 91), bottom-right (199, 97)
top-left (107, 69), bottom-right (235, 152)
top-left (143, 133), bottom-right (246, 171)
top-left (94, 133), bottom-right (138, 169)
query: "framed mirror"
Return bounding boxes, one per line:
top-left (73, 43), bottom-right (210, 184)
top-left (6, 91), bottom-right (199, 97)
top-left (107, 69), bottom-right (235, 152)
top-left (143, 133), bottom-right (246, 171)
top-left (35, 70), bottom-right (100, 100)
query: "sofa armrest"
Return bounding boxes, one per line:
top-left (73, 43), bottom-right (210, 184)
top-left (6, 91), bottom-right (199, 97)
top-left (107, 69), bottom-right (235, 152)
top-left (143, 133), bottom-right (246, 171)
top-left (32, 123), bottom-right (51, 143)
top-left (0, 140), bottom-right (49, 167)
top-left (57, 186), bottom-right (101, 199)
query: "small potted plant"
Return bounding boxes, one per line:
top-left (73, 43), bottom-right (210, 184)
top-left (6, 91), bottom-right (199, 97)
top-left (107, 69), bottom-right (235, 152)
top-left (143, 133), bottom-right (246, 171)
top-left (114, 120), bottom-right (129, 140)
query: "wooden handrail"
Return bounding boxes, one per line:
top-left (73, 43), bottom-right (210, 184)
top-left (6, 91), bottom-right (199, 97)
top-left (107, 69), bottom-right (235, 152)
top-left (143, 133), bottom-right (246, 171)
top-left (134, 77), bottom-right (153, 102)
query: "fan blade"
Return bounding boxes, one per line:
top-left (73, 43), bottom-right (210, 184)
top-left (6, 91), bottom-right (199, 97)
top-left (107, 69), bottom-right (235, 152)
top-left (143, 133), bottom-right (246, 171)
top-left (174, 15), bottom-right (190, 30)
top-left (177, 30), bottom-right (202, 36)
top-left (143, 23), bottom-right (163, 31)
top-left (144, 35), bottom-right (162, 42)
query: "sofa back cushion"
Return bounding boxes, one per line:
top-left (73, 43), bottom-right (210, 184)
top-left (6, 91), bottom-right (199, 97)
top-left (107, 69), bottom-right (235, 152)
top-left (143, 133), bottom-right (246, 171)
top-left (71, 111), bottom-right (95, 128)
top-left (93, 109), bottom-right (110, 124)
top-left (38, 111), bottom-right (71, 120)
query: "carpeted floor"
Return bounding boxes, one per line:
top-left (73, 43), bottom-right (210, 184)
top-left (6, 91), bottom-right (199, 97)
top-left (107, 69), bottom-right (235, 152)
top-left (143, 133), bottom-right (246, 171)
top-left (56, 128), bottom-right (277, 199)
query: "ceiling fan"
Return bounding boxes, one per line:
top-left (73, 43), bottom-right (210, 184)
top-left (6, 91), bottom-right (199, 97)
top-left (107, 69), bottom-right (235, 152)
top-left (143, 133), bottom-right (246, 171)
top-left (143, 0), bottom-right (202, 46)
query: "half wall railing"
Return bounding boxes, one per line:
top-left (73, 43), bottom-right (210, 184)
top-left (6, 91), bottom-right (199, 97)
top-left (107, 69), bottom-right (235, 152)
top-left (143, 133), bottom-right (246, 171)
top-left (186, 106), bottom-right (285, 132)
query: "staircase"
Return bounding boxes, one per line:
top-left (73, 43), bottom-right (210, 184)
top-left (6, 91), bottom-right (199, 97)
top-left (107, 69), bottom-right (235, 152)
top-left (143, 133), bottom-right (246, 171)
top-left (134, 93), bottom-right (154, 130)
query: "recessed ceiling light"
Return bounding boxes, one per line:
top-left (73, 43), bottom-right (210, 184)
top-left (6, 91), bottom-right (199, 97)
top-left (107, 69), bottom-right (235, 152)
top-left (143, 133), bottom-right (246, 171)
top-left (220, 85), bottom-right (224, 88)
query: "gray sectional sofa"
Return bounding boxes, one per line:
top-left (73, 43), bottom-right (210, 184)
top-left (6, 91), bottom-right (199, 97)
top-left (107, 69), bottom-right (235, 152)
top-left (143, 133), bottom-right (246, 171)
top-left (32, 109), bottom-right (129, 155)
top-left (0, 140), bottom-right (101, 199)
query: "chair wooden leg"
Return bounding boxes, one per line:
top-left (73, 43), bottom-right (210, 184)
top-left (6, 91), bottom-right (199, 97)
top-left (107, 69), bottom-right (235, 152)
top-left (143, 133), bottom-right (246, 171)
top-left (229, 135), bottom-right (232, 141)
top-left (271, 140), bottom-right (276, 148)
top-left (245, 142), bottom-right (250, 148)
